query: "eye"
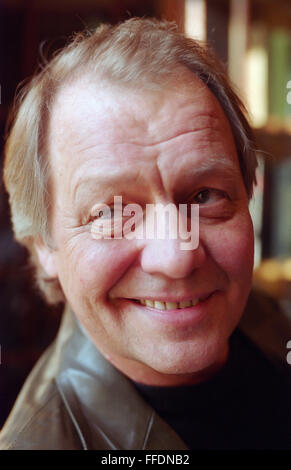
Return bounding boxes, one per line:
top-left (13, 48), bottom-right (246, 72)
top-left (88, 207), bottom-right (113, 223)
top-left (87, 202), bottom-right (143, 239)
top-left (192, 188), bottom-right (228, 205)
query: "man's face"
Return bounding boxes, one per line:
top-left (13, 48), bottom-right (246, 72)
top-left (40, 70), bottom-right (254, 385)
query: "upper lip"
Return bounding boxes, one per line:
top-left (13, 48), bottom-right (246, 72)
top-left (125, 291), bottom-right (216, 303)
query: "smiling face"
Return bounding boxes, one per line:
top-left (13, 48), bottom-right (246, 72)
top-left (36, 70), bottom-right (254, 385)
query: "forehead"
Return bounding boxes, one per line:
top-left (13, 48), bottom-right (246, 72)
top-left (49, 70), bottom-right (232, 144)
top-left (47, 70), bottom-right (239, 192)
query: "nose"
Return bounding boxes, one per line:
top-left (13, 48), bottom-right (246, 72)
top-left (139, 204), bottom-right (206, 280)
top-left (140, 238), bottom-right (206, 279)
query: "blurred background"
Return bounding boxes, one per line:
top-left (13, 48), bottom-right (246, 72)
top-left (0, 0), bottom-right (290, 428)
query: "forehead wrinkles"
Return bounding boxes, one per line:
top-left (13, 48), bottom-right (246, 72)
top-left (47, 71), bottom-right (224, 142)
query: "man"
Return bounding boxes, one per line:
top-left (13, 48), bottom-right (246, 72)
top-left (0, 18), bottom-right (290, 450)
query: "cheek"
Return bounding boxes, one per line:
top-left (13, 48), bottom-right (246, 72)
top-left (204, 212), bottom-right (254, 283)
top-left (55, 237), bottom-right (139, 300)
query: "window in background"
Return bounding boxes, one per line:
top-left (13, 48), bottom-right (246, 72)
top-left (184, 0), bottom-right (206, 40)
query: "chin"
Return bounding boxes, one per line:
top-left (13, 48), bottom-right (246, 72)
top-left (139, 334), bottom-right (229, 378)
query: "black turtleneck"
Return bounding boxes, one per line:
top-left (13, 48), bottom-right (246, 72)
top-left (133, 329), bottom-right (291, 450)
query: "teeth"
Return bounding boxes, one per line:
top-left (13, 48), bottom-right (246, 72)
top-left (154, 301), bottom-right (165, 310)
top-left (179, 300), bottom-right (192, 308)
top-left (137, 298), bottom-right (200, 310)
top-left (166, 302), bottom-right (178, 310)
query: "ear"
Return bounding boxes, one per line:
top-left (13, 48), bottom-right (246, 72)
top-left (34, 237), bottom-right (58, 279)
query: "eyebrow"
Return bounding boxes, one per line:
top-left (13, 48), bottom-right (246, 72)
top-left (188, 156), bottom-right (240, 178)
top-left (73, 171), bottom-right (144, 205)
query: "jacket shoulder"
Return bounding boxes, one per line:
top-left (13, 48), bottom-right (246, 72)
top-left (0, 339), bottom-right (83, 450)
top-left (0, 385), bottom-right (81, 450)
top-left (239, 288), bottom-right (291, 366)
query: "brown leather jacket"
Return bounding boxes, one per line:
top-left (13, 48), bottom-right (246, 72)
top-left (0, 289), bottom-right (290, 450)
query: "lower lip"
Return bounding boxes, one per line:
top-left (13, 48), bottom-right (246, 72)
top-left (120, 292), bottom-right (218, 327)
